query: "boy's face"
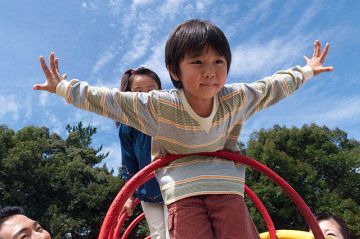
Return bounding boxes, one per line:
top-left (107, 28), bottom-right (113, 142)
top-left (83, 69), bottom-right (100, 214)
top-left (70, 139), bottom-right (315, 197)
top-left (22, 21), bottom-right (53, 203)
top-left (0, 215), bottom-right (51, 239)
top-left (172, 47), bottom-right (227, 104)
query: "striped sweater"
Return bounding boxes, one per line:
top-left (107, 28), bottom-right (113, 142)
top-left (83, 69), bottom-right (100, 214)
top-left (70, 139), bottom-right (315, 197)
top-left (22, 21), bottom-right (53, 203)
top-left (56, 65), bottom-right (313, 205)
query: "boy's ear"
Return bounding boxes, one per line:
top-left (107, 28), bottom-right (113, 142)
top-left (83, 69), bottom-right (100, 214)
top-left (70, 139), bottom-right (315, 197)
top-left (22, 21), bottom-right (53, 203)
top-left (167, 65), bottom-right (180, 81)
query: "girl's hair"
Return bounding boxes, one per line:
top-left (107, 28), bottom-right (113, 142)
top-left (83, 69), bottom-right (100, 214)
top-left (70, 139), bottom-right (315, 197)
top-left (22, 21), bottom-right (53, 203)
top-left (116, 67), bottom-right (161, 128)
top-left (165, 19), bottom-right (232, 89)
top-left (120, 67), bottom-right (162, 92)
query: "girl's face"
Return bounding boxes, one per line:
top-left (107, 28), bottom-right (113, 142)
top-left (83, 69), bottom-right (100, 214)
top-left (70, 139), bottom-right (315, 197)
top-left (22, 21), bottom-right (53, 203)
top-left (130, 74), bottom-right (159, 92)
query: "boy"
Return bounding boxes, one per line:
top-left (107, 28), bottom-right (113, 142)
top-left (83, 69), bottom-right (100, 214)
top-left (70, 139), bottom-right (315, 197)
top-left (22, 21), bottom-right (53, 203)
top-left (33, 19), bottom-right (333, 238)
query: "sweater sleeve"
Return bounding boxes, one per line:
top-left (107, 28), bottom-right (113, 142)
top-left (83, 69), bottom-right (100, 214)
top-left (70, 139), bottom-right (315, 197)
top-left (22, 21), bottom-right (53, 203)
top-left (226, 65), bottom-right (313, 121)
top-left (56, 79), bottom-right (159, 136)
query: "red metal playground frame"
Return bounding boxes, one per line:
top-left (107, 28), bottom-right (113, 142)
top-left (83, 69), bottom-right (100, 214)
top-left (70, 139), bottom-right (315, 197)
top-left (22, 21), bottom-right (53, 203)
top-left (99, 151), bottom-right (325, 239)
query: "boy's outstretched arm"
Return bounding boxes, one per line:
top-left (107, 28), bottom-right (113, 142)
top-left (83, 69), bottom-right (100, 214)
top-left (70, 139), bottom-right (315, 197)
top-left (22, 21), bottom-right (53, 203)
top-left (33, 52), bottom-right (66, 93)
top-left (304, 40), bottom-right (333, 75)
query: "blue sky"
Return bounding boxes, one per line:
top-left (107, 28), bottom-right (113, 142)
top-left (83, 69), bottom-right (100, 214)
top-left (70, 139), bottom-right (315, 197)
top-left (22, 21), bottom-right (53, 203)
top-left (0, 0), bottom-right (359, 173)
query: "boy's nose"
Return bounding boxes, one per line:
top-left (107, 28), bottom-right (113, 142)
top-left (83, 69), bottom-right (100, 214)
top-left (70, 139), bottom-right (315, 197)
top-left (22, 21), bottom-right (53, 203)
top-left (203, 65), bottom-right (215, 78)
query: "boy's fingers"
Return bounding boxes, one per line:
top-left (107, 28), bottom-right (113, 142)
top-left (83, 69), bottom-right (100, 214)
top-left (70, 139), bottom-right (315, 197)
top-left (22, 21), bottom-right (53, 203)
top-left (40, 56), bottom-right (52, 79)
top-left (314, 40), bottom-right (321, 58)
top-left (55, 58), bottom-right (62, 76)
top-left (312, 42), bottom-right (317, 58)
top-left (322, 66), bottom-right (334, 72)
top-left (313, 41), bottom-right (318, 58)
top-left (314, 66), bottom-right (334, 75)
top-left (32, 83), bottom-right (47, 91)
top-left (320, 43), bottom-right (330, 62)
top-left (49, 53), bottom-right (57, 76)
top-left (55, 58), bottom-right (59, 73)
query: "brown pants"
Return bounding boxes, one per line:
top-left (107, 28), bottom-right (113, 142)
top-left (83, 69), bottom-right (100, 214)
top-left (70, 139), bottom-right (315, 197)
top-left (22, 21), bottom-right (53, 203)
top-left (167, 194), bottom-right (260, 239)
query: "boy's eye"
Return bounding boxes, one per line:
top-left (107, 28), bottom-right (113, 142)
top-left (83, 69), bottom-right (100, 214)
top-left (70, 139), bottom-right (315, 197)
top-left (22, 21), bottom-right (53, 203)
top-left (191, 60), bottom-right (202, 64)
top-left (215, 59), bottom-right (224, 64)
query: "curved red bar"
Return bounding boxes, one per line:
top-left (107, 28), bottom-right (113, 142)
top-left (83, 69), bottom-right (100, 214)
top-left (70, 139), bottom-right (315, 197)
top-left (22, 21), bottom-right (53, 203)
top-left (113, 198), bottom-right (140, 239)
top-left (118, 181), bottom-right (277, 239)
top-left (121, 213), bottom-right (145, 239)
top-left (245, 185), bottom-right (276, 239)
top-left (99, 151), bottom-right (324, 239)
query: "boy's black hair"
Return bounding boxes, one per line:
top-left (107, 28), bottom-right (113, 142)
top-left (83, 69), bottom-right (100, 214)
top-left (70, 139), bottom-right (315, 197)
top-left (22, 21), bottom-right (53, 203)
top-left (0, 206), bottom-right (25, 226)
top-left (165, 19), bottom-right (232, 88)
top-left (315, 212), bottom-right (350, 239)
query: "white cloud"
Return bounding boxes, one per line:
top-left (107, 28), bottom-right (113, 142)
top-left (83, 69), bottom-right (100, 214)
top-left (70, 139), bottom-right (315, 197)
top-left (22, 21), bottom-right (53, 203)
top-left (121, 22), bottom-right (156, 65)
top-left (24, 95), bottom-right (32, 120)
top-left (241, 93), bottom-right (360, 143)
top-left (182, 0), bottom-right (213, 13)
top-left (91, 49), bottom-right (115, 74)
top-left (69, 111), bottom-right (115, 133)
top-left (292, 0), bottom-right (323, 33)
top-left (39, 91), bottom-right (49, 107)
top-left (244, 1), bottom-right (297, 38)
top-left (233, 0), bottom-right (273, 32)
top-left (109, 0), bottom-right (124, 14)
top-left (0, 94), bottom-right (20, 120)
top-left (141, 37), bottom-right (171, 86)
top-left (160, 0), bottom-right (183, 19)
top-left (80, 1), bottom-right (98, 10)
top-left (303, 96), bottom-right (360, 125)
top-left (195, 0), bottom-right (212, 13)
top-left (230, 37), bottom-right (310, 80)
top-left (45, 111), bottom-right (63, 134)
top-left (132, 0), bottom-right (153, 7)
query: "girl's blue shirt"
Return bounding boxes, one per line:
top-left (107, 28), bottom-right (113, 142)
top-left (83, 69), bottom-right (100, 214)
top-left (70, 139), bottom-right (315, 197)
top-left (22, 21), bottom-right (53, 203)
top-left (119, 124), bottom-right (163, 203)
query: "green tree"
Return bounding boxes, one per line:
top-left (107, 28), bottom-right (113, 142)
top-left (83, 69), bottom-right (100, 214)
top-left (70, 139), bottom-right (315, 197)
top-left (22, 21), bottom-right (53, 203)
top-left (244, 124), bottom-right (360, 238)
top-left (0, 123), bottom-right (124, 238)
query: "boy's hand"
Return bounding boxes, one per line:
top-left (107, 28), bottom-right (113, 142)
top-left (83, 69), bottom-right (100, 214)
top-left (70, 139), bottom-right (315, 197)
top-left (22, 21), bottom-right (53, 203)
top-left (32, 52), bottom-right (67, 93)
top-left (304, 40), bottom-right (333, 76)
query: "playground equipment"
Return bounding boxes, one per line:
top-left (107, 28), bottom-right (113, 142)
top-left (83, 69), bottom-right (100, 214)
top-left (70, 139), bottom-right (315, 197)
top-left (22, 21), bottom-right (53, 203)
top-left (260, 230), bottom-right (315, 239)
top-left (99, 151), bottom-right (324, 239)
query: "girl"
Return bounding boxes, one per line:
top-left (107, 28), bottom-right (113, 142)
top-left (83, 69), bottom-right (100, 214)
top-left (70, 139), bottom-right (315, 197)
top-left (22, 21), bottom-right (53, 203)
top-left (117, 67), bottom-right (168, 239)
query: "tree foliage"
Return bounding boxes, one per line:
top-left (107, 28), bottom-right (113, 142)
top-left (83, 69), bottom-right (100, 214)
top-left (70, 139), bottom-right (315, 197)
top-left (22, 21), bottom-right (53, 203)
top-left (0, 123), bottom-right (123, 238)
top-left (1, 123), bottom-right (359, 238)
top-left (244, 124), bottom-right (360, 238)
